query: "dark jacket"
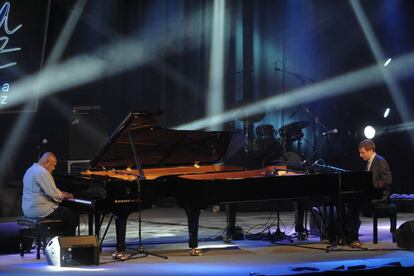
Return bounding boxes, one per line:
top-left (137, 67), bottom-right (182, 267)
top-left (368, 153), bottom-right (392, 200)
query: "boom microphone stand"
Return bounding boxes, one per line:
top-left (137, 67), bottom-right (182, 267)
top-left (126, 130), bottom-right (168, 260)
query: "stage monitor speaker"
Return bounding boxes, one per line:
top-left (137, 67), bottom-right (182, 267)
top-left (69, 114), bottom-right (107, 160)
top-left (395, 220), bottom-right (414, 250)
top-left (45, 236), bottom-right (99, 266)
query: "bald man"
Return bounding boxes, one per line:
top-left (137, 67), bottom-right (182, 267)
top-left (22, 152), bottom-right (78, 236)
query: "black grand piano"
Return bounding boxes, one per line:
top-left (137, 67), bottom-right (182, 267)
top-left (55, 111), bottom-right (382, 256)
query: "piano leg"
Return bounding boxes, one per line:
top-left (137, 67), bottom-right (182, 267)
top-left (88, 214), bottom-right (94, 235)
top-left (328, 204), bottom-right (337, 243)
top-left (95, 213), bottom-right (101, 240)
top-left (115, 216), bottom-right (127, 252)
top-left (184, 207), bottom-right (201, 249)
top-left (225, 204), bottom-right (236, 241)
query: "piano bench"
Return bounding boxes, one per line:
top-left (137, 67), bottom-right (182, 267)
top-left (17, 217), bottom-right (64, 259)
top-left (363, 203), bottom-right (397, 244)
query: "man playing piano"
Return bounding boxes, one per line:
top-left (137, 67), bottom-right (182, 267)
top-left (22, 152), bottom-right (79, 236)
top-left (358, 139), bottom-right (392, 200)
top-left (345, 139), bottom-right (392, 247)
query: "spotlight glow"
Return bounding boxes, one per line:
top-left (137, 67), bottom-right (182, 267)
top-left (380, 121), bottom-right (414, 134)
top-left (47, 266), bottom-right (106, 272)
top-left (383, 108), bottom-right (390, 118)
top-left (350, 0), bottom-right (414, 146)
top-left (198, 244), bottom-right (238, 249)
top-left (384, 58), bottom-right (392, 67)
top-left (364, 125), bottom-right (376, 139)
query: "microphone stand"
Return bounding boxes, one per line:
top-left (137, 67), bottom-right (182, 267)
top-left (37, 145), bottom-right (42, 161)
top-left (274, 66), bottom-right (315, 85)
top-left (36, 139), bottom-right (47, 160)
top-left (302, 108), bottom-right (332, 162)
top-left (126, 130), bottom-right (168, 260)
top-left (274, 66), bottom-right (321, 159)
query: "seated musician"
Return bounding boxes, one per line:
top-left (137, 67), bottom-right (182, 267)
top-left (22, 152), bottom-right (79, 236)
top-left (294, 201), bottom-right (308, 240)
top-left (344, 139), bottom-right (392, 247)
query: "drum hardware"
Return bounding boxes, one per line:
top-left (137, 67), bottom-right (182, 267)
top-left (255, 124), bottom-right (275, 139)
top-left (287, 106), bottom-right (337, 161)
top-left (233, 99), bottom-right (266, 155)
top-left (278, 120), bottom-right (310, 142)
top-left (278, 121), bottom-right (310, 153)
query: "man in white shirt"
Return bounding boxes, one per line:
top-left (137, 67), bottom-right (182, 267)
top-left (22, 152), bottom-right (78, 236)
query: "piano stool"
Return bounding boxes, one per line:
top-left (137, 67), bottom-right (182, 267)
top-left (363, 203), bottom-right (397, 244)
top-left (17, 217), bottom-right (64, 259)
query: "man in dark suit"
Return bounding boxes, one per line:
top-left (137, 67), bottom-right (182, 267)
top-left (358, 139), bottom-right (392, 200)
top-left (345, 139), bottom-right (392, 247)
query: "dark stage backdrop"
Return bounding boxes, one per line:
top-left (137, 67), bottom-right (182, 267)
top-left (0, 0), bottom-right (50, 112)
top-left (0, 0), bottom-right (414, 217)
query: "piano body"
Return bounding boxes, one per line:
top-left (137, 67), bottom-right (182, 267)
top-left (55, 111), bottom-right (382, 253)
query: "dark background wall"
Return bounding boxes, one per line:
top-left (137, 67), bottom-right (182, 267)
top-left (1, 0), bottom-right (413, 217)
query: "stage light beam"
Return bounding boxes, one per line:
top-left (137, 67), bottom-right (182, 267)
top-left (207, 0), bottom-right (226, 130)
top-left (175, 50), bottom-right (414, 130)
top-left (0, 0), bottom-right (87, 189)
top-left (0, 9), bottom-right (208, 111)
top-left (350, 0), bottom-right (414, 146)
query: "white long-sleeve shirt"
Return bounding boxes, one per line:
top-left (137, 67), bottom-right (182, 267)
top-left (22, 163), bottom-right (64, 217)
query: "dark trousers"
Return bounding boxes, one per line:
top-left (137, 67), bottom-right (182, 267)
top-left (343, 202), bottom-right (361, 242)
top-left (47, 206), bottom-right (79, 236)
top-left (294, 201), bottom-right (306, 233)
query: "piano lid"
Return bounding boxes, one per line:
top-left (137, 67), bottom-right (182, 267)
top-left (90, 111), bottom-right (233, 169)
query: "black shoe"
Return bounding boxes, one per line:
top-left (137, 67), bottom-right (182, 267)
top-left (297, 231), bottom-right (308, 241)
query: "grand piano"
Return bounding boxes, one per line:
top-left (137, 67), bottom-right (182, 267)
top-left (55, 111), bottom-right (382, 256)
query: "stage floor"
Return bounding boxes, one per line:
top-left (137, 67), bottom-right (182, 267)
top-left (1, 207), bottom-right (414, 275)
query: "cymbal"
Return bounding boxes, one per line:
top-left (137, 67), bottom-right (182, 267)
top-left (279, 120), bottom-right (310, 131)
top-left (239, 112), bottom-right (265, 123)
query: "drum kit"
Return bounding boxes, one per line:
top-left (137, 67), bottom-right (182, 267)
top-left (233, 99), bottom-right (311, 165)
top-left (254, 120), bottom-right (310, 164)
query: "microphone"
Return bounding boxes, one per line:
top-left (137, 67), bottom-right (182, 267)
top-left (37, 138), bottom-right (48, 147)
top-left (322, 129), bottom-right (338, 136)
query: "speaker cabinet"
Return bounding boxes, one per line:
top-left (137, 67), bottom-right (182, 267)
top-left (45, 236), bottom-right (99, 266)
top-left (69, 114), bottom-right (107, 160)
top-left (395, 220), bottom-right (414, 250)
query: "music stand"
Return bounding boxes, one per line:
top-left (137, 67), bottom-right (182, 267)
top-left (125, 130), bottom-right (168, 260)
